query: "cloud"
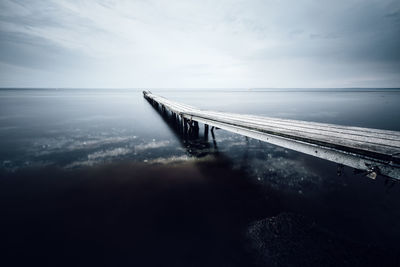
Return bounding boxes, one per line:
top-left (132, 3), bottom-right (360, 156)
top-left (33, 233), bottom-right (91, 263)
top-left (0, 0), bottom-right (399, 88)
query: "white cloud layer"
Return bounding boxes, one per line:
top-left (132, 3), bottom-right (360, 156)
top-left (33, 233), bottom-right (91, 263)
top-left (0, 0), bottom-right (399, 88)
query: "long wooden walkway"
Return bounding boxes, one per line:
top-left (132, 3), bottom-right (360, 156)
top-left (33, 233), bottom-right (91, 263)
top-left (143, 91), bottom-right (400, 180)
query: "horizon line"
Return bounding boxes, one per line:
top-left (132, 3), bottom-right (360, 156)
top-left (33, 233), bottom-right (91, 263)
top-left (1, 87), bottom-right (400, 90)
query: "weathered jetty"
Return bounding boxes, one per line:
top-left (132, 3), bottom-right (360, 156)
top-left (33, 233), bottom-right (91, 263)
top-left (143, 91), bottom-right (400, 180)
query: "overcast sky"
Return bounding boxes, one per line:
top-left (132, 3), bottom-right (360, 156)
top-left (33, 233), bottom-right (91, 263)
top-left (0, 0), bottom-right (399, 88)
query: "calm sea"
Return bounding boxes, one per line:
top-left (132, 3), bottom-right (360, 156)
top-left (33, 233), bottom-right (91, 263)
top-left (1, 88), bottom-right (399, 266)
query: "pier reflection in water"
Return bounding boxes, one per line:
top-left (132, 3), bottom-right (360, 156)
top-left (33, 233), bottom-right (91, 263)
top-left (146, 94), bottom-right (218, 158)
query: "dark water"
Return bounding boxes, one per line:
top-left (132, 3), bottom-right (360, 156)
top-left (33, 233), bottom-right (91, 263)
top-left (0, 88), bottom-right (400, 266)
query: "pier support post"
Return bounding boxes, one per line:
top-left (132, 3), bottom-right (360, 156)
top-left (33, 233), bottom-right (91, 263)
top-left (183, 118), bottom-right (188, 133)
top-left (193, 121), bottom-right (199, 137)
top-left (204, 124), bottom-right (209, 140)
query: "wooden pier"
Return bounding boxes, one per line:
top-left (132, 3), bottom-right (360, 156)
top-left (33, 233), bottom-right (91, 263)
top-left (143, 91), bottom-right (400, 180)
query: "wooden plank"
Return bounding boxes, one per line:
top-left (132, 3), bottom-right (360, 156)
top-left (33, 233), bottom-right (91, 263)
top-left (158, 101), bottom-right (400, 155)
top-left (143, 91), bottom-right (400, 180)
top-left (152, 95), bottom-right (400, 140)
top-left (196, 111), bottom-right (400, 147)
top-left (144, 92), bottom-right (400, 156)
top-left (149, 96), bottom-right (400, 149)
top-left (206, 111), bottom-right (400, 140)
top-left (187, 111), bottom-right (399, 160)
top-left (151, 94), bottom-right (400, 140)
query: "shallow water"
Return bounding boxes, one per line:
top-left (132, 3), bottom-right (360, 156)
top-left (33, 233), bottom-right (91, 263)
top-left (1, 88), bottom-right (400, 266)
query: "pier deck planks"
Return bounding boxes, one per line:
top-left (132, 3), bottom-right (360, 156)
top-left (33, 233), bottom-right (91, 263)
top-left (143, 91), bottom-right (400, 180)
